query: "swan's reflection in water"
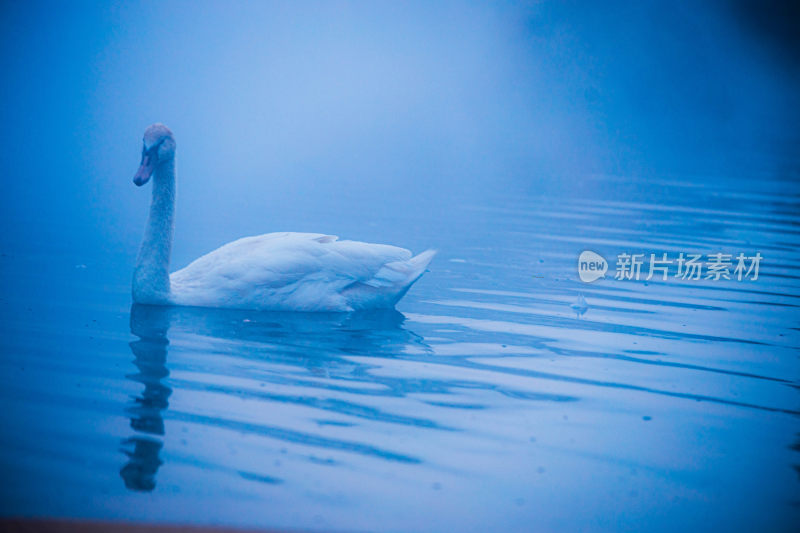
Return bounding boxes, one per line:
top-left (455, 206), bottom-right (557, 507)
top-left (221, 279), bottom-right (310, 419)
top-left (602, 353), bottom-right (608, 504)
top-left (121, 304), bottom-right (429, 492)
top-left (121, 305), bottom-right (171, 491)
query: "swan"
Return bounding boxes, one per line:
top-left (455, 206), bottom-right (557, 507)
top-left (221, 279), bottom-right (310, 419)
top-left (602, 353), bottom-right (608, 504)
top-left (131, 123), bottom-right (435, 311)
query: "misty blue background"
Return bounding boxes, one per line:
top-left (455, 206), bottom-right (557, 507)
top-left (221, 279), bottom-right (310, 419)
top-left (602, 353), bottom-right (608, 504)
top-left (1, 0), bottom-right (798, 260)
top-left (1, 1), bottom-right (799, 532)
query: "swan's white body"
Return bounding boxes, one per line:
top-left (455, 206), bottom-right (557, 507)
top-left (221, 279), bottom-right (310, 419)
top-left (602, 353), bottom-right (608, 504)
top-left (168, 232), bottom-right (435, 311)
top-left (132, 124), bottom-right (434, 312)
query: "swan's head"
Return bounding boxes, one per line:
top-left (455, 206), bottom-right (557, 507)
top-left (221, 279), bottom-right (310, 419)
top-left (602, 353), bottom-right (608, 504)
top-left (133, 123), bottom-right (176, 186)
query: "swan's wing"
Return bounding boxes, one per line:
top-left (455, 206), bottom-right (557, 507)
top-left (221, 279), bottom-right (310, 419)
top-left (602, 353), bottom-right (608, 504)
top-left (169, 232), bottom-right (414, 310)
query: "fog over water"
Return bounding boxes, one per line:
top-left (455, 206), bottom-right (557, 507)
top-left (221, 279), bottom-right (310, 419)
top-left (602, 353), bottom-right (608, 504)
top-left (1, 1), bottom-right (797, 257)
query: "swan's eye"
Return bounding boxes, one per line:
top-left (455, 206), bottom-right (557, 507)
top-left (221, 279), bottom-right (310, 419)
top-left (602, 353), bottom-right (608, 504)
top-left (141, 140), bottom-right (164, 162)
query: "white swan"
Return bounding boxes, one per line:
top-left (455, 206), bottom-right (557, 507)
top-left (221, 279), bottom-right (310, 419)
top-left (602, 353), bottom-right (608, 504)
top-left (132, 123), bottom-right (435, 311)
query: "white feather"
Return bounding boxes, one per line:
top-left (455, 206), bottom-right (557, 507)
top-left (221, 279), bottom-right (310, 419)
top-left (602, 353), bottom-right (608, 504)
top-left (169, 233), bottom-right (434, 311)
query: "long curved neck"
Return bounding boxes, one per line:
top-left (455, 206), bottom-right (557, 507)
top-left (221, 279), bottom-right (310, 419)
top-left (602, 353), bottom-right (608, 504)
top-left (133, 159), bottom-right (175, 304)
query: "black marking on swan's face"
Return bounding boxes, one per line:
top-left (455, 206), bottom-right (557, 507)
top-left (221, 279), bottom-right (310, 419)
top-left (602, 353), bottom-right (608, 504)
top-left (133, 123), bottom-right (175, 187)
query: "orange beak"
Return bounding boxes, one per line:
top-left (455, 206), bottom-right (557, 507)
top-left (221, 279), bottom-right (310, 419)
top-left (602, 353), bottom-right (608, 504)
top-left (133, 151), bottom-right (156, 186)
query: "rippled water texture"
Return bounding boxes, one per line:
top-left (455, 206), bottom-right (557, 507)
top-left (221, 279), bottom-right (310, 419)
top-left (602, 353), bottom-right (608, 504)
top-left (1, 174), bottom-right (798, 532)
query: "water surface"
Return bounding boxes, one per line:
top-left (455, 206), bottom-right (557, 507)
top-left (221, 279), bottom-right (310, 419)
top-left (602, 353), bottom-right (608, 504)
top-left (1, 173), bottom-right (798, 532)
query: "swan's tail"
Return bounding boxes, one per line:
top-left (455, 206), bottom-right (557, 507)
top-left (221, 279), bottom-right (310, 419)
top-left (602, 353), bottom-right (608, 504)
top-left (401, 249), bottom-right (437, 286)
top-left (344, 249), bottom-right (437, 310)
top-left (380, 249), bottom-right (437, 306)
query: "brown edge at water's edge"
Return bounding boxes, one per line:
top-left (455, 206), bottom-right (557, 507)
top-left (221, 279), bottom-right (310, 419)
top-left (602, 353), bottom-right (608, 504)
top-left (0, 518), bottom-right (303, 533)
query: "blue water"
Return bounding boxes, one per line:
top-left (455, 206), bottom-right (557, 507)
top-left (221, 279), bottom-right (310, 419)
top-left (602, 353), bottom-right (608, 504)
top-left (2, 1), bottom-right (800, 531)
top-left (1, 173), bottom-right (798, 532)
